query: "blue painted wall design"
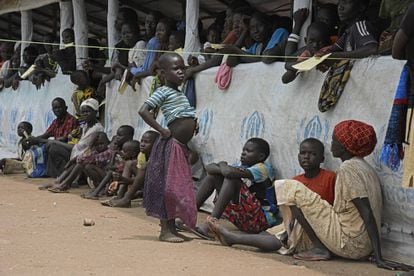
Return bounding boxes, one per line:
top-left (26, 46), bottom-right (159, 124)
top-left (240, 111), bottom-right (265, 142)
top-left (198, 108), bottom-right (213, 144)
top-left (44, 110), bottom-right (55, 129)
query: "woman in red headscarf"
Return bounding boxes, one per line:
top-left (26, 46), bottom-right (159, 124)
top-left (206, 120), bottom-right (405, 270)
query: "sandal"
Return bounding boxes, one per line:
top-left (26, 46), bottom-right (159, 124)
top-left (48, 187), bottom-right (69, 193)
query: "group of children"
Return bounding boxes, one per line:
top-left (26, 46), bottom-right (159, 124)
top-left (1, 0), bottom-right (413, 271)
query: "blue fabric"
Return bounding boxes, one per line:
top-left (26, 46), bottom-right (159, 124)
top-left (183, 78), bottom-right (196, 108)
top-left (380, 65), bottom-right (409, 171)
top-left (246, 28), bottom-right (289, 55)
top-left (130, 37), bottom-right (159, 75)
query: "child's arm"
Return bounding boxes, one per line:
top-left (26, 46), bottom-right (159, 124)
top-left (328, 44), bottom-right (377, 59)
top-left (138, 103), bottom-right (170, 138)
top-left (218, 162), bottom-right (253, 179)
top-left (284, 8), bottom-right (309, 56)
top-left (205, 163), bottom-right (222, 175)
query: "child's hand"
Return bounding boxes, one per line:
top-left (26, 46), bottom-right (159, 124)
top-left (108, 181), bottom-right (119, 193)
top-left (160, 128), bottom-right (171, 138)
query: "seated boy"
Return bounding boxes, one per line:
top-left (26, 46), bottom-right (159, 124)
top-left (82, 139), bottom-right (141, 200)
top-left (101, 130), bottom-right (160, 207)
top-left (0, 121), bottom-right (32, 174)
top-left (293, 138), bottom-right (336, 205)
top-left (204, 138), bottom-right (336, 253)
top-left (194, 138), bottom-right (276, 238)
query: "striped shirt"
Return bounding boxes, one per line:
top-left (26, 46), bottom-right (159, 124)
top-left (145, 86), bottom-right (196, 125)
top-left (334, 20), bottom-right (378, 52)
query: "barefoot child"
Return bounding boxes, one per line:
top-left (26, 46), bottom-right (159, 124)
top-left (195, 138), bottom-right (276, 239)
top-left (205, 138), bottom-right (336, 253)
top-left (102, 130), bottom-right (159, 207)
top-left (138, 52), bottom-right (198, 243)
top-left (82, 138), bottom-right (140, 200)
top-left (0, 121), bottom-right (32, 174)
top-left (47, 132), bottom-right (111, 192)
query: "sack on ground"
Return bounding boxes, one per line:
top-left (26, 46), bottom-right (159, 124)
top-left (22, 145), bottom-right (48, 178)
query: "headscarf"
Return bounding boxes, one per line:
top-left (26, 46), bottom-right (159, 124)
top-left (80, 98), bottom-right (99, 112)
top-left (333, 120), bottom-right (377, 157)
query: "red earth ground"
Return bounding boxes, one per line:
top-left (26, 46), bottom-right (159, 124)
top-left (0, 175), bottom-right (397, 275)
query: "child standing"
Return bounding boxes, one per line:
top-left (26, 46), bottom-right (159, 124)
top-left (138, 52), bottom-right (197, 243)
top-left (195, 138), bottom-right (276, 239)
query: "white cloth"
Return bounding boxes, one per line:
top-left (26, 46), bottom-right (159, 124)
top-left (128, 40), bottom-right (147, 67)
top-left (70, 122), bottom-right (104, 159)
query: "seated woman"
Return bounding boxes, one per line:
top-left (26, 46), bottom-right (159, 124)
top-left (42, 98), bottom-right (104, 188)
top-left (207, 120), bottom-right (405, 271)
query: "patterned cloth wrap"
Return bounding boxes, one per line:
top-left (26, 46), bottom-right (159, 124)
top-left (318, 60), bottom-right (354, 112)
top-left (334, 120), bottom-right (377, 157)
top-left (221, 162), bottom-right (278, 233)
top-left (143, 137), bottom-right (197, 228)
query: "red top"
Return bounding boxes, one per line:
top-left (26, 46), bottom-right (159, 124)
top-left (293, 169), bottom-right (336, 205)
top-left (46, 112), bottom-right (78, 140)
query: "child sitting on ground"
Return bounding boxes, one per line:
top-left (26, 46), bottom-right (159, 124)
top-left (204, 138), bottom-right (336, 253)
top-left (81, 139), bottom-right (140, 199)
top-left (194, 138), bottom-right (277, 239)
top-left (82, 139), bottom-right (140, 195)
top-left (0, 121), bottom-right (32, 174)
top-left (101, 130), bottom-right (160, 207)
top-left (70, 70), bottom-right (95, 118)
top-left (45, 132), bottom-right (111, 192)
top-left (80, 125), bottom-right (136, 199)
top-left (138, 52), bottom-right (198, 243)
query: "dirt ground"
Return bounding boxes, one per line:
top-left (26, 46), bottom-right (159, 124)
top-left (0, 175), bottom-right (398, 276)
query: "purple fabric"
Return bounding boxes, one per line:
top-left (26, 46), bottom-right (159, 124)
top-left (144, 137), bottom-right (197, 228)
top-left (164, 139), bottom-right (197, 228)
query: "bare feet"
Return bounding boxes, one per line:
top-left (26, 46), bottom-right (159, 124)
top-left (207, 217), bottom-right (233, 246)
top-left (159, 232), bottom-right (185, 243)
top-left (107, 197), bottom-right (132, 208)
top-left (293, 247), bottom-right (331, 261)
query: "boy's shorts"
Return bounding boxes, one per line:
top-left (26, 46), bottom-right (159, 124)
top-left (221, 184), bottom-right (269, 233)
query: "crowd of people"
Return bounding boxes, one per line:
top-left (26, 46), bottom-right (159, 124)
top-left (1, 0), bottom-right (414, 272)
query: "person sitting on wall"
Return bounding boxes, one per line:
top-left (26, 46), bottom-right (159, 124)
top-left (0, 42), bottom-right (15, 90)
top-left (70, 70), bottom-right (96, 119)
top-left (30, 34), bottom-right (59, 90)
top-left (317, 0), bottom-right (378, 70)
top-left (55, 28), bottom-right (76, 75)
top-left (6, 45), bottom-right (38, 91)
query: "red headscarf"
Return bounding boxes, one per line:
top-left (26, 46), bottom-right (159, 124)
top-left (333, 120), bottom-right (377, 157)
